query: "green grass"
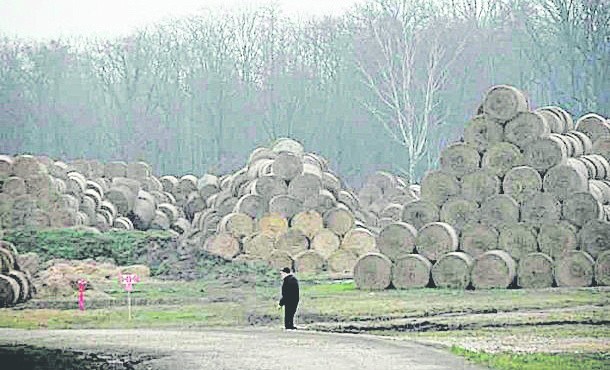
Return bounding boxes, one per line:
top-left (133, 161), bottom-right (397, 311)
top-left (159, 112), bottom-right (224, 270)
top-left (451, 347), bottom-right (610, 370)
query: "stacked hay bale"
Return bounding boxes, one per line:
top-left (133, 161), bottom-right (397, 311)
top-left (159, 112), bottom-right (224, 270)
top-left (0, 240), bottom-right (36, 307)
top-left (183, 138), bottom-right (381, 276)
top-left (354, 85), bottom-right (610, 290)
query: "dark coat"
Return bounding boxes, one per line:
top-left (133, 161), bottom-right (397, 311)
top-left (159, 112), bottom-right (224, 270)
top-left (279, 274), bottom-right (299, 307)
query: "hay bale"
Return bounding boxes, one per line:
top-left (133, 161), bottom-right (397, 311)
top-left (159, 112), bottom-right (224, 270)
top-left (578, 219), bottom-right (610, 259)
top-left (140, 176), bottom-right (163, 192)
top-left (518, 252), bottom-right (554, 288)
top-left (566, 130), bottom-right (593, 155)
top-left (323, 207), bottom-right (355, 236)
top-left (270, 152), bottom-right (303, 182)
top-left (524, 136), bottom-right (568, 172)
top-left (218, 212), bottom-right (254, 239)
top-left (460, 223), bottom-right (499, 257)
top-left (505, 111), bottom-right (551, 149)
top-left (149, 210), bottom-right (170, 230)
top-left (537, 222), bottom-right (578, 259)
top-left (0, 247), bottom-right (15, 273)
top-left (554, 250), bottom-right (595, 287)
top-left (498, 223), bottom-right (538, 261)
top-left (502, 166), bottom-right (542, 204)
top-left (310, 228), bottom-right (340, 258)
top-left (157, 203), bottom-right (179, 224)
top-left (243, 233), bottom-right (275, 258)
top-left (316, 189), bottom-right (337, 215)
top-left (291, 210), bottom-right (324, 239)
top-left (401, 200), bottom-right (439, 230)
top-left (126, 161), bottom-right (151, 180)
top-left (268, 194), bottom-right (302, 220)
top-left (52, 178), bottom-right (66, 194)
top-left (482, 85), bottom-right (528, 122)
top-left (204, 233), bottom-right (240, 260)
top-left (341, 228), bottom-right (377, 257)
top-left (272, 138), bottom-right (305, 156)
top-left (104, 161), bottom-right (127, 178)
top-left (338, 190), bottom-right (360, 211)
top-left (128, 191), bottom-right (156, 230)
top-left (234, 194), bottom-right (267, 219)
top-left (287, 173), bottom-right (322, 202)
top-left (440, 197), bottom-right (479, 232)
top-left (562, 191), bottom-right (603, 227)
top-left (3, 176), bottom-right (26, 197)
top-left (327, 248), bottom-right (358, 275)
top-left (16, 252), bottom-right (40, 277)
top-left (594, 250), bottom-right (610, 286)
top-left (0, 274), bottom-right (20, 307)
top-left (267, 249), bottom-right (294, 270)
top-left (12, 155), bottom-right (46, 179)
top-left (159, 175), bottom-right (179, 193)
top-left (420, 170), bottom-right (460, 206)
top-left (66, 174), bottom-right (86, 197)
top-left (482, 142), bottom-right (524, 177)
top-left (386, 187), bottom-right (419, 205)
top-left (575, 113), bottom-right (610, 142)
top-left (480, 194), bottom-right (519, 227)
top-left (460, 170), bottom-right (501, 204)
top-left (545, 106), bottom-right (574, 132)
top-left (392, 254), bottom-right (432, 289)
top-left (440, 143), bottom-right (481, 178)
top-left (471, 250), bottom-right (516, 289)
top-left (0, 155), bottom-right (13, 177)
top-left (549, 133), bottom-right (576, 157)
top-left (196, 174), bottom-right (219, 199)
top-left (353, 253), bottom-right (392, 290)
top-left (170, 218), bottom-right (190, 235)
top-left (584, 154), bottom-right (610, 180)
top-left (381, 203), bottom-right (404, 221)
top-left (8, 270), bottom-right (30, 303)
top-left (535, 106), bottom-right (567, 133)
top-left (376, 221), bottom-right (417, 261)
top-left (294, 250), bottom-right (326, 274)
top-left (105, 186), bottom-right (135, 215)
top-left (431, 252), bottom-right (473, 289)
top-left (68, 159), bottom-right (92, 177)
top-left (464, 114), bottom-right (504, 152)
top-left (48, 161), bottom-right (68, 180)
top-left (112, 216), bottom-right (134, 230)
top-left (248, 147), bottom-right (277, 164)
top-left (258, 213), bottom-right (289, 239)
top-left (358, 185), bottom-right (383, 208)
top-left (520, 192), bottom-right (561, 226)
top-left (252, 175), bottom-right (287, 200)
top-left (543, 159), bottom-right (589, 200)
top-left (592, 136), bottom-right (610, 161)
top-left (322, 172), bottom-right (342, 198)
top-left (275, 228), bottom-right (309, 256)
top-left (415, 222), bottom-right (459, 261)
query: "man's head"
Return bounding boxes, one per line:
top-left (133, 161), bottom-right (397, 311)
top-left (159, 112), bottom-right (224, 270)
top-left (280, 267), bottom-right (291, 279)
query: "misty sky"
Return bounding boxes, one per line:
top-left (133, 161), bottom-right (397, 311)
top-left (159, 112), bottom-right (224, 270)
top-left (0, 0), bottom-right (367, 40)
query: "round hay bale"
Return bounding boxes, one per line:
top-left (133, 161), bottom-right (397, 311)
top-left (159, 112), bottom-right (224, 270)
top-left (0, 247), bottom-right (15, 273)
top-left (271, 138), bottom-right (305, 157)
top-left (83, 189), bottom-right (102, 209)
top-left (149, 210), bottom-right (170, 230)
top-left (376, 221), bottom-right (417, 261)
top-left (170, 218), bottom-right (190, 235)
top-left (565, 133), bottom-right (585, 156)
top-left (460, 170), bottom-right (501, 204)
top-left (341, 228), bottom-right (377, 257)
top-left (269, 194), bottom-right (302, 220)
top-left (387, 187), bottom-right (419, 205)
top-left (16, 252), bottom-right (40, 277)
top-left (290, 210), bottom-right (323, 239)
top-left (0, 274), bottom-right (20, 307)
top-left (12, 155), bottom-right (46, 179)
top-left (518, 252), bottom-right (554, 288)
top-left (58, 194), bottom-right (79, 210)
top-left (535, 106), bottom-right (566, 133)
top-left (327, 248), bottom-right (358, 275)
top-left (498, 223), bottom-right (538, 261)
top-left (140, 176), bottom-right (163, 192)
top-left (253, 175), bottom-right (288, 200)
top-left (358, 185), bottom-right (382, 208)
top-left (420, 171), bottom-right (460, 206)
top-left (196, 174), bottom-right (219, 199)
top-left (594, 250), bottom-right (610, 286)
top-left (68, 159), bottom-right (91, 177)
top-left (460, 223), bottom-right (499, 257)
top-left (409, 184), bottom-right (421, 198)
top-left (243, 233), bottom-right (275, 259)
top-left (464, 114), bottom-right (504, 152)
top-left (112, 216), bottom-right (134, 230)
top-left (218, 212), bottom-right (254, 239)
top-left (3, 176), bottom-right (26, 197)
top-left (322, 172), bottom-right (341, 198)
top-left (66, 174), bottom-right (86, 197)
top-left (106, 186), bottom-right (136, 215)
top-left (440, 143), bottom-right (480, 178)
top-left (401, 200), bottom-right (439, 230)
top-left (275, 228), bottom-right (309, 256)
top-left (259, 213), bottom-right (289, 239)
top-left (337, 190), bottom-right (358, 212)
top-left (267, 249), bottom-right (294, 270)
top-left (440, 197), bottom-right (479, 232)
top-left (184, 193), bottom-right (207, 221)
top-left (302, 163), bottom-right (323, 179)
top-left (392, 254), bottom-right (432, 289)
top-left (48, 161), bottom-right (68, 180)
top-left (214, 192), bottom-right (239, 217)
top-left (482, 142), bottom-right (524, 177)
top-left (51, 208), bottom-right (80, 228)
top-left (588, 181), bottom-right (606, 204)
top-left (248, 147), bottom-right (277, 165)
top-left (353, 253), bottom-right (392, 290)
top-left (482, 85), bottom-right (528, 122)
top-left (502, 166), bottom-right (542, 204)
top-left (520, 192), bottom-right (561, 226)
top-left (547, 106), bottom-right (575, 132)
top-left (578, 219), bottom-right (610, 259)
top-left (562, 191), bottom-right (603, 227)
top-left (471, 250), bottom-right (516, 289)
top-left (0, 155), bottom-right (13, 177)
top-left (128, 191), bottom-right (156, 230)
top-left (575, 113), bottom-right (610, 142)
top-left (524, 136), bottom-right (568, 172)
top-left (287, 173), bottom-right (322, 202)
top-left (126, 161), bottom-right (151, 180)
top-left (8, 270), bottom-right (30, 303)
top-left (566, 130), bottom-right (593, 155)
top-left (271, 152), bottom-right (303, 182)
top-left (52, 178), bottom-right (66, 194)
top-left (480, 194), bottom-right (519, 227)
top-left (543, 159), bottom-right (589, 200)
top-left (592, 136), bottom-right (610, 161)
top-left (415, 222), bottom-right (459, 261)
top-left (100, 200), bottom-right (117, 219)
top-left (381, 203), bottom-right (404, 221)
top-left (204, 233), bottom-right (240, 260)
top-left (316, 189), bottom-right (338, 215)
top-left (549, 133), bottom-right (575, 157)
top-left (157, 203), bottom-right (179, 224)
top-left (234, 194), bottom-right (267, 219)
top-left (504, 111), bottom-right (551, 149)
top-left (85, 180), bottom-right (104, 199)
top-left (431, 252), bottom-right (473, 289)
top-left (159, 175), bottom-right (179, 193)
top-left (294, 250), bottom-right (326, 274)
top-left (323, 207), bottom-right (355, 236)
top-left (311, 228), bottom-right (340, 258)
top-left (104, 161), bottom-right (127, 178)
top-left (26, 173), bottom-right (56, 199)
top-left (537, 222), bottom-right (578, 259)
top-left (585, 154), bottom-right (610, 180)
top-left (554, 250), bottom-right (595, 287)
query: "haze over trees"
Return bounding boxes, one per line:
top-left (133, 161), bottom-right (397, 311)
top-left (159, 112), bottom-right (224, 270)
top-left (1, 0), bottom-right (607, 186)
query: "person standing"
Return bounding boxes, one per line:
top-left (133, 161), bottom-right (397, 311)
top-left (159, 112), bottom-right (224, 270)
top-left (279, 267), bottom-right (299, 330)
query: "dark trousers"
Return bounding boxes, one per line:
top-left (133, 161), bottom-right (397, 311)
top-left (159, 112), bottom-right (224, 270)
top-left (284, 302), bottom-right (298, 329)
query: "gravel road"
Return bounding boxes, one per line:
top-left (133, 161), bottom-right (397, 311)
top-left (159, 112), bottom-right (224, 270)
top-left (0, 327), bottom-right (487, 369)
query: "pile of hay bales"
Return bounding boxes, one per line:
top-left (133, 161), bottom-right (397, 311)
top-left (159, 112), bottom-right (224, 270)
top-left (0, 240), bottom-right (36, 307)
top-left (353, 85), bottom-right (610, 290)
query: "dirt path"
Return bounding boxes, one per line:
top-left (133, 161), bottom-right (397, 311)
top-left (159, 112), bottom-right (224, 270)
top-left (0, 327), bottom-right (487, 369)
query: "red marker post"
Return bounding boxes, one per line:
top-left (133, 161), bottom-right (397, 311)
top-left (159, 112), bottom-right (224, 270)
top-left (77, 279), bottom-right (87, 311)
top-left (119, 273), bottom-right (140, 320)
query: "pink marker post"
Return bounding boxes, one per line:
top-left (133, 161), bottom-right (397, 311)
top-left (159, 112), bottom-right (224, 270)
top-left (118, 273), bottom-right (140, 320)
top-left (77, 279), bottom-right (87, 311)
